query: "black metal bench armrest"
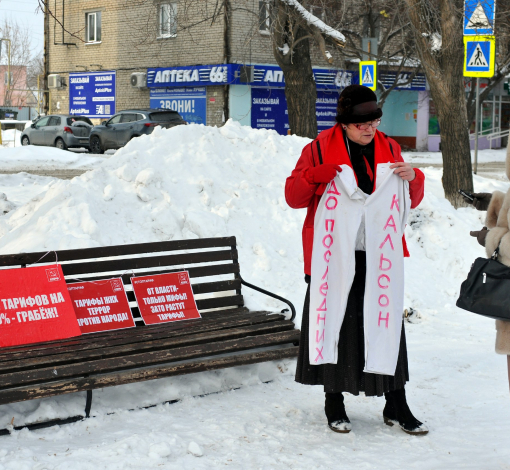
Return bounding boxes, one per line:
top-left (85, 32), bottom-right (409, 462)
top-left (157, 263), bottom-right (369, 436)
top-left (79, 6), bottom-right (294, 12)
top-left (238, 275), bottom-right (296, 322)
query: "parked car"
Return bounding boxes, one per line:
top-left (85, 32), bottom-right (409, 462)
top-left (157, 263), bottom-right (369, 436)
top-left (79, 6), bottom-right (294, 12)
top-left (20, 115), bottom-right (93, 150)
top-left (88, 109), bottom-right (187, 154)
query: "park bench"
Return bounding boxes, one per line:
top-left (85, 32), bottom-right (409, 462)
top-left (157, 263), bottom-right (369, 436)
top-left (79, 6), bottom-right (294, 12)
top-left (0, 236), bottom-right (299, 434)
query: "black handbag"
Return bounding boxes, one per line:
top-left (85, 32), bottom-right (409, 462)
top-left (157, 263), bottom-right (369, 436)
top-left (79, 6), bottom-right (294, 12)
top-left (456, 246), bottom-right (510, 321)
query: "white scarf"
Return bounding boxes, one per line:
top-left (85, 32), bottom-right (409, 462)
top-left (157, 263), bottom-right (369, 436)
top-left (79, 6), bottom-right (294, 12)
top-left (309, 163), bottom-right (410, 375)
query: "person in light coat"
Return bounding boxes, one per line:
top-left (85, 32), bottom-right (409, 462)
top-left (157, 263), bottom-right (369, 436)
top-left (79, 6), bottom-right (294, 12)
top-left (467, 143), bottom-right (510, 392)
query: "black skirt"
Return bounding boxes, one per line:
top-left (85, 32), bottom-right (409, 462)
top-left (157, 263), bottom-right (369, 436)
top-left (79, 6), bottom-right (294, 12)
top-left (295, 251), bottom-right (409, 396)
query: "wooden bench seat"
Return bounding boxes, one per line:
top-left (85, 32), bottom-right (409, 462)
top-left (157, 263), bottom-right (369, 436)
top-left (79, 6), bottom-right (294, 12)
top-left (0, 236), bottom-right (299, 433)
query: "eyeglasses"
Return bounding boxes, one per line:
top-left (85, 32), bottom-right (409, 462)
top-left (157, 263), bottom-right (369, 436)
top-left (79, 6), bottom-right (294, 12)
top-left (352, 119), bottom-right (381, 131)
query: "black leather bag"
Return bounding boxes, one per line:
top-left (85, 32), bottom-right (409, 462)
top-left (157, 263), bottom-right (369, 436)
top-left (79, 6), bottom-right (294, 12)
top-left (457, 246), bottom-right (510, 321)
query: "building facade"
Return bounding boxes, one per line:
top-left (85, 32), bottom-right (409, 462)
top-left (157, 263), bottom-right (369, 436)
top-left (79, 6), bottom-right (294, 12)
top-left (47, 0), bottom-right (430, 149)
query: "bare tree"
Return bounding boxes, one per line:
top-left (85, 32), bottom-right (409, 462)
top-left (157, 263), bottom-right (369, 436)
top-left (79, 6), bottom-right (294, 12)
top-left (0, 19), bottom-right (34, 106)
top-left (402, 0), bottom-right (473, 208)
top-left (465, 1), bottom-right (510, 128)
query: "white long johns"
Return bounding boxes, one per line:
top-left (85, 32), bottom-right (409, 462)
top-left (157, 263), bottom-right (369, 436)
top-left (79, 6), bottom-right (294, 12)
top-left (309, 163), bottom-right (410, 375)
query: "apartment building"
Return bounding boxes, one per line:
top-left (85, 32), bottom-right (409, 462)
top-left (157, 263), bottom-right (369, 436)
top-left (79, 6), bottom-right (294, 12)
top-left (46, 0), bottom-right (430, 148)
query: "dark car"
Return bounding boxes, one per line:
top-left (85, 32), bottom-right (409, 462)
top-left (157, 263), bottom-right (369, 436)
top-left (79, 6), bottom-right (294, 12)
top-left (21, 115), bottom-right (93, 150)
top-left (89, 109), bottom-right (187, 154)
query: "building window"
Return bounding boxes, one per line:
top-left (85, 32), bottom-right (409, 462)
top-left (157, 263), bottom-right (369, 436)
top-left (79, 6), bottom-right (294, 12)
top-left (259, 1), bottom-right (271, 34)
top-left (3, 71), bottom-right (12, 86)
top-left (85, 11), bottom-right (102, 43)
top-left (159, 3), bottom-right (177, 38)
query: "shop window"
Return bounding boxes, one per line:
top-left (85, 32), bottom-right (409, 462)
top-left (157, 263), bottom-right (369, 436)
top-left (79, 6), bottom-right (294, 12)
top-left (259, 1), bottom-right (271, 34)
top-left (428, 99), bottom-right (439, 135)
top-left (159, 3), bottom-right (177, 38)
top-left (85, 11), bottom-right (102, 43)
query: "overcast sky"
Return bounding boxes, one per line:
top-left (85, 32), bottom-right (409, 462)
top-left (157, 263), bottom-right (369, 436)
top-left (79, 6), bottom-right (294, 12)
top-left (0, 0), bottom-right (44, 59)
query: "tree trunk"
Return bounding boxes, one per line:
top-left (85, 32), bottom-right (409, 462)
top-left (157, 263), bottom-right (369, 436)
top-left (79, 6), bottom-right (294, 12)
top-left (279, 52), bottom-right (318, 139)
top-left (272, 6), bottom-right (317, 139)
top-left (435, 89), bottom-right (474, 207)
top-left (403, 0), bottom-right (473, 208)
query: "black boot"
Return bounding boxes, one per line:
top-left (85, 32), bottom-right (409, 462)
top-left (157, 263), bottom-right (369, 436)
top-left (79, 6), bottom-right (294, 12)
top-left (325, 392), bottom-right (352, 433)
top-left (383, 389), bottom-right (428, 436)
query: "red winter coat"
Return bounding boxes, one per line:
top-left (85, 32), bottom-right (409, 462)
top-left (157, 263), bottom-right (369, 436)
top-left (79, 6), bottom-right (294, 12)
top-left (285, 125), bottom-right (425, 275)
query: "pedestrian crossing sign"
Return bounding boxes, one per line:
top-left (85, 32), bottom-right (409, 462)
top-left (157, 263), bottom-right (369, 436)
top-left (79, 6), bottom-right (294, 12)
top-left (464, 0), bottom-right (495, 35)
top-left (360, 61), bottom-right (377, 91)
top-left (463, 35), bottom-right (495, 77)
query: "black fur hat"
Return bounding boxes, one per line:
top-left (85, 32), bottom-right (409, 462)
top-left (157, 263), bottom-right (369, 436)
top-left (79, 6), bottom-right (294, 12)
top-left (336, 84), bottom-right (383, 124)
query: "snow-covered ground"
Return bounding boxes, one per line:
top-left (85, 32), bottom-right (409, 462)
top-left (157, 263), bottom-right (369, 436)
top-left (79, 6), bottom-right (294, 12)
top-left (0, 146), bottom-right (108, 172)
top-left (404, 147), bottom-right (508, 164)
top-left (0, 121), bottom-right (508, 469)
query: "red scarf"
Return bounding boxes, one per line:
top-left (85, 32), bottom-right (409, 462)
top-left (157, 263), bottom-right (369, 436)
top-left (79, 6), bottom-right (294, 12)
top-left (321, 124), bottom-right (395, 191)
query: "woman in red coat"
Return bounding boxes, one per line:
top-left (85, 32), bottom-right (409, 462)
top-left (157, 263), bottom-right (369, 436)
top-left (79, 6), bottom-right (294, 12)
top-left (285, 85), bottom-right (427, 435)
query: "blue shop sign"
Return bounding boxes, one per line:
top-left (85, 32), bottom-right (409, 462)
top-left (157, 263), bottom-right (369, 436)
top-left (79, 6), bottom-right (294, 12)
top-left (378, 72), bottom-right (426, 91)
top-left (150, 87), bottom-right (207, 125)
top-left (69, 71), bottom-right (116, 118)
top-left (251, 88), bottom-right (339, 136)
top-left (245, 65), bottom-right (357, 90)
top-left (147, 64), bottom-right (237, 88)
top-left (147, 63), bottom-right (358, 90)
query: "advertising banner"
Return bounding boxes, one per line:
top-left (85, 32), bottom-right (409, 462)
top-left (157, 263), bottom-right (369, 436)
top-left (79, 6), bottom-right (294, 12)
top-left (69, 71), bottom-right (116, 118)
top-left (149, 87), bottom-right (207, 124)
top-left (316, 91), bottom-right (339, 132)
top-left (131, 271), bottom-right (200, 325)
top-left (251, 88), bottom-right (339, 135)
top-left (0, 265), bottom-right (81, 348)
top-left (67, 277), bottom-right (135, 334)
top-left (251, 88), bottom-right (288, 135)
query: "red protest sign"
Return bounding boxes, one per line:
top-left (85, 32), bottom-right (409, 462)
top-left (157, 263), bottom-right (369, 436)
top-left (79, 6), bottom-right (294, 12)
top-left (131, 271), bottom-right (201, 325)
top-left (0, 264), bottom-right (81, 348)
top-left (68, 277), bottom-right (135, 334)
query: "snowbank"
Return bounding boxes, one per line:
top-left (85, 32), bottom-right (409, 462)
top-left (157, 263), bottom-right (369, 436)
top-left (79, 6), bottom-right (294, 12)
top-left (0, 121), bottom-right (310, 313)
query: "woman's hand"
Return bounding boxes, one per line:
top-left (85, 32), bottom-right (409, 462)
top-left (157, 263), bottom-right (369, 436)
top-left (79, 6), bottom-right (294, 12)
top-left (390, 162), bottom-right (416, 181)
top-left (470, 226), bottom-right (489, 247)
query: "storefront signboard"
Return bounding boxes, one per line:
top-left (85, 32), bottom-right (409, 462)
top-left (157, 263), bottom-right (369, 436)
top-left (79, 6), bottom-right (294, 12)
top-left (69, 71), bottom-right (116, 118)
top-left (149, 87), bottom-right (207, 124)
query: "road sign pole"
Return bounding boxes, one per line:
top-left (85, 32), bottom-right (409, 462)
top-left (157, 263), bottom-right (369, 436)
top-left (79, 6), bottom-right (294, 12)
top-left (474, 77), bottom-right (480, 174)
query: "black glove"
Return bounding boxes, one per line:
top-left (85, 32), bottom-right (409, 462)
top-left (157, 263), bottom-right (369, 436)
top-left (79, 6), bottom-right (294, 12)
top-left (464, 192), bottom-right (492, 211)
top-left (470, 226), bottom-right (489, 247)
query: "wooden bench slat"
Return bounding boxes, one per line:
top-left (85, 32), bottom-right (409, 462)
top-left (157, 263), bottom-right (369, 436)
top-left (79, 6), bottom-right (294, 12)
top-left (195, 294), bottom-right (244, 310)
top-left (0, 320), bottom-right (295, 375)
top-left (63, 262), bottom-right (241, 283)
top-left (0, 308), bottom-right (263, 358)
top-left (0, 329), bottom-right (299, 388)
top-left (61, 249), bottom-right (237, 277)
top-left (0, 313), bottom-right (286, 367)
top-left (124, 280), bottom-right (241, 303)
top-left (0, 237), bottom-right (237, 267)
top-left (0, 346), bottom-right (298, 405)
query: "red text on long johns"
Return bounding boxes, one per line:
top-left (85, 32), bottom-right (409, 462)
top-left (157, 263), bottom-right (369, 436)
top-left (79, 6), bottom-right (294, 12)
top-left (315, 181), bottom-right (340, 362)
top-left (377, 194), bottom-right (399, 329)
